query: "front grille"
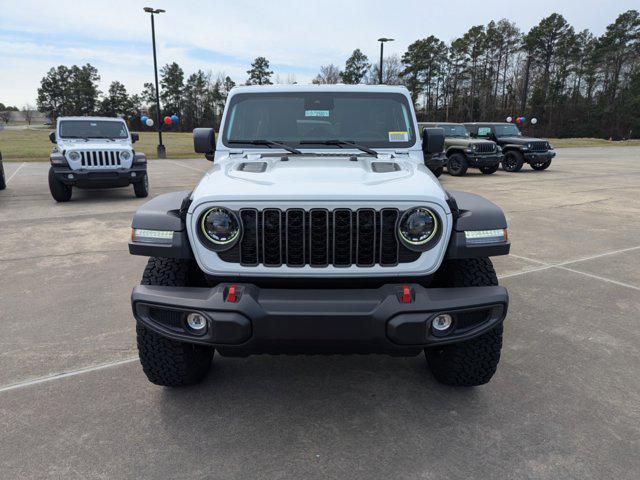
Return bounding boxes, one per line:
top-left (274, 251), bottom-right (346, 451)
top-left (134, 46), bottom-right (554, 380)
top-left (218, 208), bottom-right (421, 268)
top-left (77, 151), bottom-right (122, 168)
top-left (528, 141), bottom-right (548, 152)
top-left (474, 143), bottom-right (496, 154)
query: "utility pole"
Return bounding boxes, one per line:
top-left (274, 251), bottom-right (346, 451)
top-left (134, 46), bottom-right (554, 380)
top-left (377, 38), bottom-right (394, 84)
top-left (144, 7), bottom-right (166, 159)
top-left (521, 55), bottom-right (532, 114)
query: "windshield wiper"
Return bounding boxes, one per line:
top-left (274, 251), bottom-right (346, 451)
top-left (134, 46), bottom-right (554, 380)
top-left (299, 140), bottom-right (378, 156)
top-left (228, 139), bottom-right (301, 155)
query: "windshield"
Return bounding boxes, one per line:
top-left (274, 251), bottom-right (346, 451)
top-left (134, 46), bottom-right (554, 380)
top-left (59, 120), bottom-right (129, 139)
top-left (494, 124), bottom-right (522, 137)
top-left (222, 92), bottom-right (416, 149)
top-left (441, 125), bottom-right (468, 138)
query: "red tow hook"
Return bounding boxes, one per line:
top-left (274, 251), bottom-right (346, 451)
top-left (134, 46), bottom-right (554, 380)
top-left (227, 285), bottom-right (238, 303)
top-left (400, 285), bottom-right (412, 304)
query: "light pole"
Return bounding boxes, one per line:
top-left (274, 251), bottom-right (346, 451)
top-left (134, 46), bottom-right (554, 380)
top-left (377, 37), bottom-right (394, 84)
top-left (144, 7), bottom-right (166, 159)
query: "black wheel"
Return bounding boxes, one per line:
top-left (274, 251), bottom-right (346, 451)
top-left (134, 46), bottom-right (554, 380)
top-left (447, 153), bottom-right (468, 176)
top-left (531, 160), bottom-right (551, 171)
top-left (502, 151), bottom-right (524, 172)
top-left (136, 257), bottom-right (214, 387)
top-left (48, 167), bottom-right (72, 202)
top-left (133, 173), bottom-right (149, 198)
top-left (426, 258), bottom-right (503, 386)
top-left (430, 166), bottom-right (443, 178)
top-left (479, 164), bottom-right (499, 175)
top-left (0, 160), bottom-right (6, 190)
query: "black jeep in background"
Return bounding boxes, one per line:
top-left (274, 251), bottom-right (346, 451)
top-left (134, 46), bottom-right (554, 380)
top-left (464, 122), bottom-right (555, 172)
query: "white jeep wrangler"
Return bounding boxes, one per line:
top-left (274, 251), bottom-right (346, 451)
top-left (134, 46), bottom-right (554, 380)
top-left (48, 116), bottom-right (148, 202)
top-left (129, 85), bottom-right (510, 387)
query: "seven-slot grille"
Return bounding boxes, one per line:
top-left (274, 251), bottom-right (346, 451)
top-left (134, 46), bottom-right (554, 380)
top-left (473, 142), bottom-right (496, 154)
top-left (217, 208), bottom-right (421, 268)
top-left (528, 141), bottom-right (549, 152)
top-left (74, 150), bottom-right (123, 168)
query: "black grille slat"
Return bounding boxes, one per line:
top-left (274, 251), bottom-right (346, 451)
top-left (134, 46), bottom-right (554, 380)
top-left (286, 209), bottom-right (305, 266)
top-left (239, 209), bottom-right (258, 266)
top-left (356, 209), bottom-right (376, 267)
top-left (530, 141), bottom-right (548, 152)
top-left (379, 209), bottom-right (399, 266)
top-left (309, 209), bottom-right (329, 267)
top-left (262, 209), bottom-right (282, 266)
top-left (475, 143), bottom-right (495, 154)
top-left (333, 209), bottom-right (352, 266)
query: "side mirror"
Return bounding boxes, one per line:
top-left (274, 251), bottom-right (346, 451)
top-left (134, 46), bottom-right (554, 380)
top-left (49, 132), bottom-right (56, 144)
top-left (422, 127), bottom-right (445, 155)
top-left (131, 132), bottom-right (139, 143)
top-left (193, 128), bottom-right (216, 161)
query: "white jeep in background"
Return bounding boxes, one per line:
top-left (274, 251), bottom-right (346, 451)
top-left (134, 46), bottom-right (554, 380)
top-left (48, 116), bottom-right (148, 202)
top-left (129, 85), bottom-right (511, 388)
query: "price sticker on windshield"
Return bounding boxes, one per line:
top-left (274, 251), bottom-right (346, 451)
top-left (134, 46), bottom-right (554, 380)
top-left (388, 131), bottom-right (409, 142)
top-left (305, 110), bottom-right (330, 117)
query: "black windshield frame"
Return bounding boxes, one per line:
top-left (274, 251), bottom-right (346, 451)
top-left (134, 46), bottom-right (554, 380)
top-left (221, 91), bottom-right (416, 150)
top-left (58, 120), bottom-right (129, 139)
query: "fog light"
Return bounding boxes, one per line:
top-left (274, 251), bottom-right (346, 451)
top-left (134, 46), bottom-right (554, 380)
top-left (67, 174), bottom-right (74, 179)
top-left (432, 314), bottom-right (453, 335)
top-left (131, 172), bottom-right (137, 177)
top-left (186, 312), bottom-right (207, 333)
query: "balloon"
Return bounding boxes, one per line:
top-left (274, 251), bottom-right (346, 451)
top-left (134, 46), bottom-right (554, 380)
top-left (520, 116), bottom-right (526, 123)
top-left (145, 118), bottom-right (154, 127)
top-left (163, 116), bottom-right (172, 125)
top-left (170, 114), bottom-right (179, 124)
top-left (506, 116), bottom-right (513, 123)
top-left (141, 115), bottom-right (148, 124)
top-left (531, 117), bottom-right (538, 125)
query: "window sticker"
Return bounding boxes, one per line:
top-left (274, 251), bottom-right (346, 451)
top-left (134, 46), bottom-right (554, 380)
top-left (305, 110), bottom-right (330, 117)
top-left (388, 131), bottom-right (409, 142)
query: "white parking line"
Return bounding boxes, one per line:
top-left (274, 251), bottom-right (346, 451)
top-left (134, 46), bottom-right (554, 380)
top-left (5, 162), bottom-right (26, 184)
top-left (168, 160), bottom-right (209, 173)
top-left (0, 357), bottom-right (138, 394)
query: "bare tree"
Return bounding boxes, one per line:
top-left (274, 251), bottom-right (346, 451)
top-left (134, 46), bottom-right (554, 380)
top-left (22, 104), bottom-right (36, 125)
top-left (0, 111), bottom-right (10, 125)
top-left (312, 64), bottom-right (341, 84)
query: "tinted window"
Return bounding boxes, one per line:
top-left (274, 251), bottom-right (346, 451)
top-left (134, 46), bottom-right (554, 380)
top-left (223, 92), bottom-right (416, 149)
top-left (494, 124), bottom-right (522, 137)
top-left (59, 120), bottom-right (128, 139)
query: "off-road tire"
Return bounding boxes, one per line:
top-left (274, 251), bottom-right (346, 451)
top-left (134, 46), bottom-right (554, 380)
top-left (531, 160), bottom-right (551, 171)
top-left (136, 257), bottom-right (214, 386)
top-left (48, 167), bottom-right (72, 202)
top-left (479, 165), bottom-right (499, 175)
top-left (0, 160), bottom-right (6, 190)
top-left (447, 153), bottom-right (468, 176)
top-left (502, 150), bottom-right (524, 172)
top-left (426, 258), bottom-right (503, 386)
top-left (133, 173), bottom-right (149, 198)
top-left (430, 166), bottom-right (443, 178)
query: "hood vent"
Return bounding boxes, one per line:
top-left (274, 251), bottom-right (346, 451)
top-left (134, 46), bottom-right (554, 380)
top-left (237, 162), bottom-right (267, 173)
top-left (371, 162), bottom-right (400, 173)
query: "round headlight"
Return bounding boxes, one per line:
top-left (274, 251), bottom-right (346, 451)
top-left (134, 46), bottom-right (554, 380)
top-left (67, 151), bottom-right (81, 161)
top-left (200, 207), bottom-right (240, 247)
top-left (398, 207), bottom-right (439, 250)
top-left (471, 143), bottom-right (478, 150)
top-left (526, 143), bottom-right (532, 149)
top-left (120, 150), bottom-right (132, 161)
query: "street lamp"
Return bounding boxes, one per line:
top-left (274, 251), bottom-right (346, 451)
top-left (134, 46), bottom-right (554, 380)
top-left (377, 37), bottom-right (394, 84)
top-left (144, 7), bottom-right (166, 159)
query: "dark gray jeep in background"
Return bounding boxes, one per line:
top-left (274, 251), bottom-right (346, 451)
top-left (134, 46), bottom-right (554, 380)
top-left (464, 122), bottom-right (555, 172)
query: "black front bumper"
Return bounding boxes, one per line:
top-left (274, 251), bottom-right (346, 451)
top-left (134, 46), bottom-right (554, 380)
top-left (131, 283), bottom-right (508, 356)
top-left (523, 151), bottom-right (555, 164)
top-left (52, 165), bottom-right (147, 189)
top-left (465, 152), bottom-right (503, 168)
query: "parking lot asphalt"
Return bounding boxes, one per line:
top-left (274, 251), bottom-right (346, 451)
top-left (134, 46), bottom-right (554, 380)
top-left (1, 148), bottom-right (639, 479)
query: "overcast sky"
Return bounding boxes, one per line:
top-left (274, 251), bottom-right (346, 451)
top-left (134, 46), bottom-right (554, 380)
top-left (1, 0), bottom-right (637, 106)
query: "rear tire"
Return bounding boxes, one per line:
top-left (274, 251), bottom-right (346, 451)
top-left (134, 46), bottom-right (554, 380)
top-left (430, 166), bottom-right (443, 178)
top-left (136, 257), bottom-right (214, 387)
top-left (502, 151), bottom-right (524, 172)
top-left (531, 160), bottom-right (551, 171)
top-left (0, 160), bottom-right (6, 190)
top-left (447, 153), bottom-right (468, 176)
top-left (48, 167), bottom-right (72, 202)
top-left (479, 165), bottom-right (499, 175)
top-left (426, 258), bottom-right (503, 386)
top-left (133, 173), bottom-right (149, 198)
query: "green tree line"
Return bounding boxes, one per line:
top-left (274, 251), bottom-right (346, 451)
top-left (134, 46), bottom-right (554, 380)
top-left (33, 9), bottom-right (639, 138)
